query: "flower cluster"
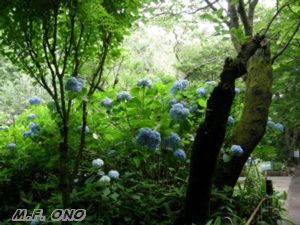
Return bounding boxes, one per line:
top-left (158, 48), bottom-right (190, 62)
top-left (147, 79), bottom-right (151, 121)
top-left (23, 122), bottom-right (40, 138)
top-left (27, 114), bottom-right (36, 120)
top-left (92, 158), bottom-right (104, 168)
top-left (91, 158), bottom-right (119, 183)
top-left (7, 143), bottom-right (16, 150)
top-left (189, 106), bottom-right (198, 113)
top-left (65, 77), bottom-right (84, 93)
top-left (136, 128), bottom-right (161, 150)
top-left (28, 96), bottom-right (41, 105)
top-left (231, 145), bottom-right (243, 155)
top-left (107, 150), bottom-right (116, 157)
top-left (170, 103), bottom-right (189, 122)
top-left (173, 149), bottom-right (186, 160)
top-left (137, 78), bottom-right (152, 88)
top-left (165, 132), bottom-right (181, 149)
top-left (227, 116), bottom-right (235, 126)
top-left (78, 125), bottom-right (89, 134)
top-left (196, 87), bottom-right (207, 97)
top-left (268, 119), bottom-right (284, 133)
top-left (108, 170), bottom-right (120, 180)
top-left (0, 125), bottom-right (9, 131)
top-left (30, 122), bottom-right (40, 134)
top-left (274, 123), bottom-right (284, 133)
top-left (100, 98), bottom-right (112, 108)
top-left (99, 175), bottom-right (111, 183)
top-left (170, 79), bottom-right (189, 95)
top-left (205, 80), bottom-right (218, 86)
top-left (169, 99), bottom-right (179, 106)
top-left (117, 91), bottom-right (132, 102)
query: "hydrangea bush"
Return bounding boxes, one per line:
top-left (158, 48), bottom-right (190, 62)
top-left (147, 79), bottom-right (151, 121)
top-left (0, 77), bottom-right (286, 225)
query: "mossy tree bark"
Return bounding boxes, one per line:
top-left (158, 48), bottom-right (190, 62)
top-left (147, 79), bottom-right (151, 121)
top-left (214, 47), bottom-right (273, 189)
top-left (184, 35), bottom-right (265, 225)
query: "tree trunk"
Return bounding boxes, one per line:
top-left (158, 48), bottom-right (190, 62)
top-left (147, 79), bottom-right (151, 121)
top-left (184, 35), bottom-right (265, 225)
top-left (59, 124), bottom-right (71, 208)
top-left (214, 47), bottom-right (273, 189)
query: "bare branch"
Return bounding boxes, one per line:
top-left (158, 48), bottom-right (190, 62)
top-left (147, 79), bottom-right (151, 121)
top-left (238, 0), bottom-right (252, 36)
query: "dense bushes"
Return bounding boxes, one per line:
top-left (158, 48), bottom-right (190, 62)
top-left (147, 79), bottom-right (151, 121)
top-left (0, 77), bottom-right (286, 224)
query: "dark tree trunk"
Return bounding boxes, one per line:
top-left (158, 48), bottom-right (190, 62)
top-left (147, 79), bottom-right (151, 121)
top-left (185, 84), bottom-right (235, 225)
top-left (59, 124), bottom-right (71, 208)
top-left (214, 47), bottom-right (273, 189)
top-left (184, 35), bottom-right (265, 225)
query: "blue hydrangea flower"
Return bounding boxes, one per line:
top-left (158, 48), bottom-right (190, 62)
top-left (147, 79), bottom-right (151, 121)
top-left (235, 88), bottom-right (241, 95)
top-left (173, 149), bottom-right (186, 160)
top-left (169, 99), bottom-right (179, 107)
top-left (227, 116), bottom-right (235, 126)
top-left (107, 150), bottom-right (116, 157)
top-left (23, 131), bottom-right (32, 138)
top-left (65, 77), bottom-right (84, 93)
top-left (170, 103), bottom-right (189, 122)
top-left (28, 96), bottom-right (42, 105)
top-left (0, 125), bottom-right (9, 131)
top-left (136, 128), bottom-right (161, 150)
top-left (99, 175), bottom-right (111, 183)
top-left (231, 145), bottom-right (243, 155)
top-left (29, 122), bottom-right (40, 135)
top-left (205, 81), bottom-right (218, 86)
top-left (267, 120), bottom-right (276, 129)
top-left (27, 114), bottom-right (36, 120)
top-left (92, 158), bottom-right (104, 168)
top-left (274, 123), bottom-right (284, 133)
top-left (108, 170), bottom-right (120, 180)
top-left (189, 106), bottom-right (198, 113)
top-left (170, 79), bottom-right (189, 95)
top-left (100, 98), bottom-right (112, 108)
top-left (7, 143), bottom-right (16, 150)
top-left (78, 125), bottom-right (89, 134)
top-left (196, 87), bottom-right (207, 97)
top-left (117, 91), bottom-right (132, 102)
top-left (165, 132), bottom-right (181, 149)
top-left (137, 78), bottom-right (152, 88)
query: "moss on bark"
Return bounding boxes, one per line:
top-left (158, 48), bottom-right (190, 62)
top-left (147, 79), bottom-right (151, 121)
top-left (214, 47), bottom-right (273, 189)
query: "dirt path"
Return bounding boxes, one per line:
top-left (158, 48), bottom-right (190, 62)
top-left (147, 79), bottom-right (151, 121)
top-left (285, 165), bottom-right (300, 225)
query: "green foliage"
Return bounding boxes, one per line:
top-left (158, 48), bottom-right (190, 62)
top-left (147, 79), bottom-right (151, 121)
top-left (0, 76), bottom-right (286, 224)
top-left (176, 36), bottom-right (235, 81)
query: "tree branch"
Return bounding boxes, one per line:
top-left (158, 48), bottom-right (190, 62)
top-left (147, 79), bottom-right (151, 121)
top-left (263, 2), bottom-right (290, 36)
top-left (272, 19), bottom-right (300, 63)
top-left (88, 32), bottom-right (112, 95)
top-left (238, 0), bottom-right (252, 36)
top-left (247, 0), bottom-right (258, 34)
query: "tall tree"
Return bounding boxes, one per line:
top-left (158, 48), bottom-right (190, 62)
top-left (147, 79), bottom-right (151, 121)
top-left (0, 0), bottom-right (143, 208)
top-left (184, 0), bottom-right (300, 224)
